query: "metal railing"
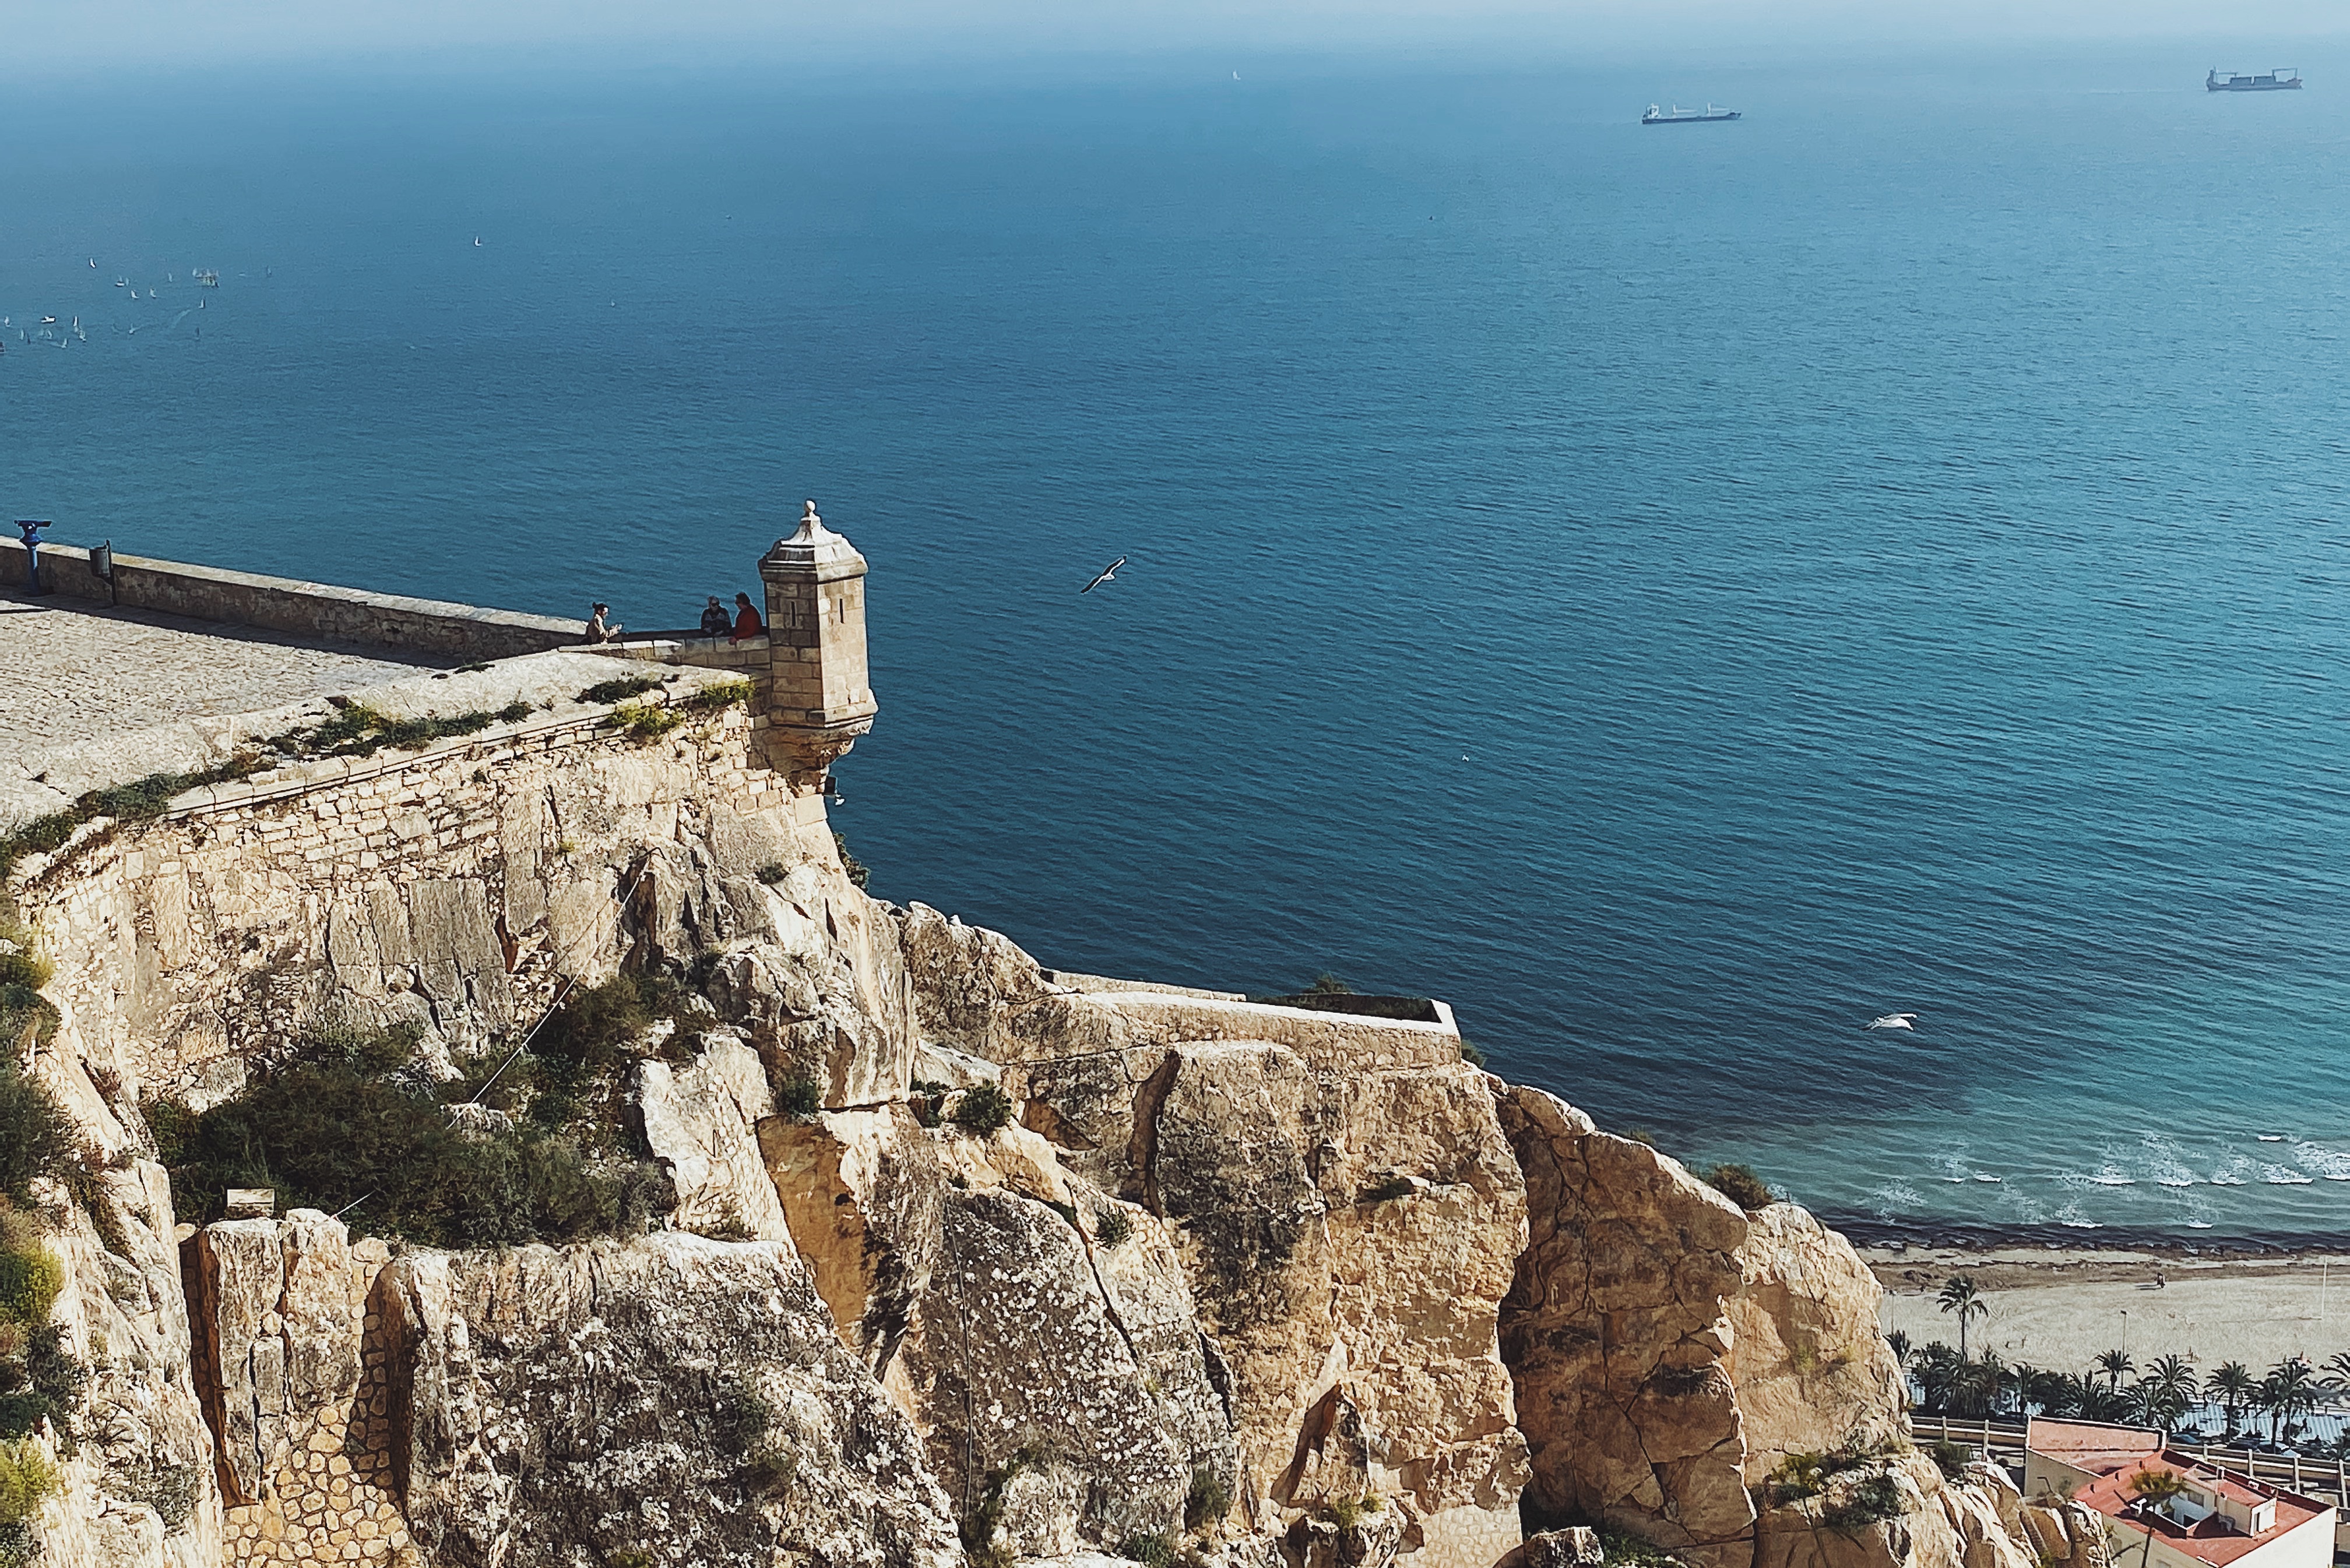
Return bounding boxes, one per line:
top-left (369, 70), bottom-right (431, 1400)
top-left (1908, 1415), bottom-right (2350, 1506)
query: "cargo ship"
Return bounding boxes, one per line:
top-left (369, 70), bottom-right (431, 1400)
top-left (1642, 103), bottom-right (1740, 124)
top-left (2207, 68), bottom-right (2302, 91)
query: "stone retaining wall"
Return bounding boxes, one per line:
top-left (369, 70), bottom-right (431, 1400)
top-left (1, 540), bottom-right (583, 660)
top-left (12, 699), bottom-right (810, 1101)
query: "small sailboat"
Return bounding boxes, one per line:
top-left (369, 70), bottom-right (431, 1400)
top-left (115, 277), bottom-right (128, 288)
top-left (39, 315), bottom-right (56, 325)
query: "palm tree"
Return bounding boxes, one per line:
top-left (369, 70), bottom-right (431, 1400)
top-left (2137, 1356), bottom-right (2200, 1433)
top-left (2209, 1363), bottom-right (2256, 1438)
top-left (2094, 1348), bottom-right (2136, 1391)
top-left (1887, 1330), bottom-right (1913, 1370)
top-left (2254, 1358), bottom-right (2324, 1447)
top-left (1916, 1343), bottom-right (1966, 1416)
top-left (2126, 1469), bottom-right (2189, 1568)
top-left (1939, 1275), bottom-right (1989, 1361)
top-left (2010, 1363), bottom-right (2046, 1417)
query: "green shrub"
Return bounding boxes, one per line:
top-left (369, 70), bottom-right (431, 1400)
top-left (1821, 1472), bottom-right (1905, 1532)
top-left (0, 1323), bottom-right (87, 1443)
top-left (0, 1440), bottom-right (56, 1524)
top-left (1095, 1208), bottom-right (1134, 1249)
top-left (949, 1084), bottom-right (1012, 1136)
top-left (0, 1250), bottom-right (61, 1328)
top-left (1595, 1526), bottom-right (1689, 1568)
top-left (1458, 1038), bottom-right (1487, 1067)
top-left (1121, 1534), bottom-right (1175, 1568)
top-left (775, 1078), bottom-right (822, 1120)
top-left (681, 679), bottom-right (755, 713)
top-left (1925, 1439), bottom-right (1973, 1482)
top-left (833, 831), bottom-right (870, 890)
top-left (160, 1010), bottom-right (676, 1248)
top-left (1184, 1464), bottom-right (1231, 1529)
top-left (1764, 1451), bottom-right (1826, 1504)
top-left (1703, 1164), bottom-right (1775, 1211)
top-left (610, 701), bottom-right (683, 741)
top-left (1324, 1493), bottom-right (1381, 1529)
top-left (0, 1069), bottom-right (69, 1207)
top-left (1359, 1176), bottom-right (1415, 1204)
top-left (756, 862), bottom-right (788, 886)
top-left (496, 700), bottom-right (534, 723)
top-left (578, 674), bottom-right (663, 705)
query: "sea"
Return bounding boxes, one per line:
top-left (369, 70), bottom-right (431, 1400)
top-left (5, 44), bottom-right (2350, 1245)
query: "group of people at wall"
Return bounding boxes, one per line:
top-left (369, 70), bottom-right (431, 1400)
top-left (583, 593), bottom-right (764, 644)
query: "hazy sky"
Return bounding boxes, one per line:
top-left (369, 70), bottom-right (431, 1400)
top-left (2, 0), bottom-right (2341, 74)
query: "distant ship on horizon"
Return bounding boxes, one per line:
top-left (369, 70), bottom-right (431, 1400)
top-left (1643, 103), bottom-right (1741, 124)
top-left (2208, 68), bottom-right (2302, 91)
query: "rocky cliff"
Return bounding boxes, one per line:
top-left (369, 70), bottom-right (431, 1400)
top-left (1, 661), bottom-right (2040, 1568)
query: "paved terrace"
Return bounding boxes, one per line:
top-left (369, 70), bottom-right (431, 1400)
top-left (0, 597), bottom-right (439, 827)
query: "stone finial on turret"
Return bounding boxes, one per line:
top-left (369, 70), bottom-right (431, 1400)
top-left (759, 500), bottom-right (878, 793)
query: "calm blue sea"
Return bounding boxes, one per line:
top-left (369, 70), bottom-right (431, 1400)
top-left (6, 46), bottom-right (2350, 1240)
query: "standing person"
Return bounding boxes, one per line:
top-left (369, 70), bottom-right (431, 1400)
top-left (586, 602), bottom-right (621, 643)
top-left (698, 596), bottom-right (731, 637)
top-left (730, 592), bottom-right (764, 642)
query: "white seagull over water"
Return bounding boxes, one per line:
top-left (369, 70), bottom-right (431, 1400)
top-left (1864, 1012), bottom-right (1919, 1031)
top-left (1081, 556), bottom-right (1126, 594)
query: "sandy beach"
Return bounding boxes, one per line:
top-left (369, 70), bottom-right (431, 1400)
top-left (1870, 1243), bottom-right (2350, 1377)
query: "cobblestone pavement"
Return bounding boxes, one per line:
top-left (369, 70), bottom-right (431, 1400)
top-left (0, 597), bottom-right (434, 768)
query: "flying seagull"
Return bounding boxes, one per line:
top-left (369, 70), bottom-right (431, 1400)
top-left (1864, 1012), bottom-right (1919, 1031)
top-left (1081, 556), bottom-right (1126, 594)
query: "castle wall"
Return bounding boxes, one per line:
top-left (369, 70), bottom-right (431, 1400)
top-left (1, 540), bottom-right (582, 660)
top-left (12, 701), bottom-right (817, 1104)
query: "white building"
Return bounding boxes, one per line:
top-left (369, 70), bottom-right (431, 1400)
top-left (2025, 1419), bottom-right (2335, 1568)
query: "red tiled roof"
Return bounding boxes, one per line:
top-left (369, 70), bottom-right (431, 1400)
top-left (2067, 1454), bottom-right (2330, 1568)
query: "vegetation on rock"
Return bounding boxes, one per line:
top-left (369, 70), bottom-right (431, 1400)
top-left (1700, 1162), bottom-right (1775, 1212)
top-left (949, 1084), bottom-right (1012, 1136)
top-left (0, 1066), bottom-right (68, 1208)
top-left (832, 830), bottom-right (870, 890)
top-left (577, 674), bottom-right (664, 704)
top-left (152, 990), bottom-right (685, 1246)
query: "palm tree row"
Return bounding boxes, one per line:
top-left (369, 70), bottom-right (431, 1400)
top-left (1888, 1331), bottom-right (2348, 1452)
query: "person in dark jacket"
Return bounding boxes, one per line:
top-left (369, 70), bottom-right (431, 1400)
top-left (731, 593), bottom-right (765, 642)
top-left (699, 597), bottom-right (731, 637)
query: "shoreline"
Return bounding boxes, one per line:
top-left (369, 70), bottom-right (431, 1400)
top-left (1825, 1211), bottom-right (2350, 1260)
top-left (1857, 1227), bottom-right (2350, 1377)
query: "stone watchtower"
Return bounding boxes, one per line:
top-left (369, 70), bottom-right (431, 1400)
top-left (759, 500), bottom-right (878, 799)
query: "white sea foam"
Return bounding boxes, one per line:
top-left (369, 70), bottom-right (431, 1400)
top-left (1999, 1190), bottom-right (2048, 1224)
top-left (1936, 1150), bottom-right (1971, 1184)
top-left (2210, 1154), bottom-right (2253, 1186)
top-left (2293, 1143), bottom-right (2350, 1181)
top-left (2088, 1164), bottom-right (2136, 1186)
top-left (2056, 1202), bottom-right (2102, 1229)
top-left (2264, 1165), bottom-right (2314, 1186)
top-left (1871, 1182), bottom-right (1925, 1218)
top-left (2140, 1134), bottom-right (2196, 1188)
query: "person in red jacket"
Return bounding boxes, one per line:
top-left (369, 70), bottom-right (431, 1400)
top-left (730, 593), bottom-right (765, 642)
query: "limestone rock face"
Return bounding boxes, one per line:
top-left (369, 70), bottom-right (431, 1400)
top-left (1726, 1205), bottom-right (1908, 1479)
top-left (634, 1030), bottom-right (793, 1241)
top-left (1750, 1451), bottom-right (2034, 1568)
top-left (890, 1186), bottom-right (1226, 1553)
top-left (758, 1104), bottom-right (946, 1366)
top-left (2018, 1501), bottom-right (2115, 1568)
top-left (891, 901), bottom-right (1058, 1059)
top-left (1152, 1046), bottom-right (1529, 1566)
top-left (386, 1231), bottom-right (961, 1568)
top-left (701, 864), bottom-right (919, 1109)
top-left (1496, 1083), bottom-right (1753, 1555)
